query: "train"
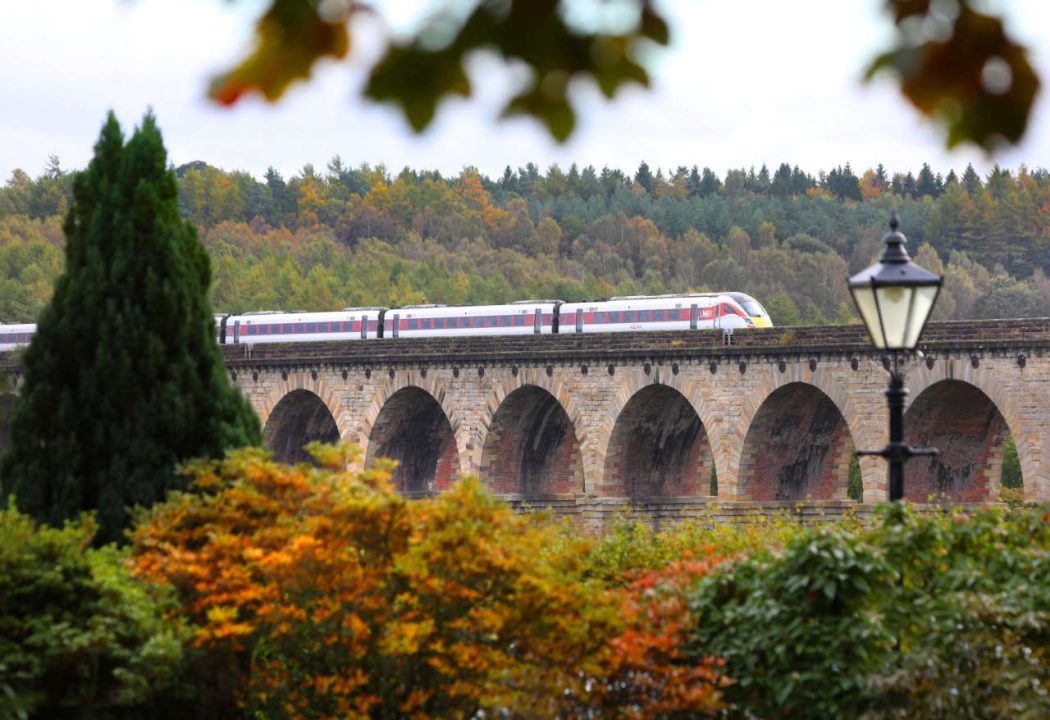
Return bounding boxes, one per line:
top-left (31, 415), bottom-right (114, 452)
top-left (0, 293), bottom-right (772, 350)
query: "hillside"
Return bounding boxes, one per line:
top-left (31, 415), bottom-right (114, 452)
top-left (2, 158), bottom-right (1048, 325)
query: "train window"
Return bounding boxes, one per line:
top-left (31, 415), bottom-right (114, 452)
top-left (408, 319), bottom-right (418, 330)
top-left (639, 310), bottom-right (649, 321)
top-left (653, 309), bottom-right (664, 321)
top-left (610, 312), bottom-right (620, 323)
top-left (513, 315), bottom-right (523, 326)
top-left (281, 324), bottom-right (290, 333)
top-left (741, 301), bottom-right (764, 317)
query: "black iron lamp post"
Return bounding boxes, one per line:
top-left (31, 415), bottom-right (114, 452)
top-left (848, 212), bottom-right (944, 501)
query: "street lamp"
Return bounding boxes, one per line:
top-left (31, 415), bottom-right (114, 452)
top-left (848, 212), bottom-right (943, 501)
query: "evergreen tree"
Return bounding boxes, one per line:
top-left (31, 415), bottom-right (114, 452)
top-left (917, 162), bottom-right (942, 198)
top-left (0, 112), bottom-right (260, 544)
top-left (686, 165), bottom-right (702, 196)
top-left (961, 163), bottom-right (983, 194)
top-left (634, 161), bottom-right (655, 195)
top-left (874, 163), bottom-right (889, 192)
top-left (790, 165), bottom-right (813, 195)
top-left (698, 167), bottom-right (721, 196)
top-left (771, 163), bottom-right (793, 197)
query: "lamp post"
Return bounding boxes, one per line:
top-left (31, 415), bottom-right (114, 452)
top-left (848, 212), bottom-right (943, 501)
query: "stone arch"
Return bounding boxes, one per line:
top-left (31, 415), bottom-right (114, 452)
top-left (253, 371), bottom-right (346, 440)
top-left (906, 359), bottom-right (1037, 501)
top-left (738, 382), bottom-right (855, 501)
top-left (480, 384), bottom-right (583, 495)
top-left (904, 379), bottom-right (1010, 502)
top-left (593, 367), bottom-right (722, 496)
top-left (603, 384), bottom-right (711, 497)
top-left (263, 389), bottom-right (340, 464)
top-left (365, 386), bottom-right (460, 494)
top-left (360, 371), bottom-right (463, 464)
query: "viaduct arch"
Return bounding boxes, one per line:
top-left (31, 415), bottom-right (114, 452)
top-left (3, 319), bottom-right (1046, 520)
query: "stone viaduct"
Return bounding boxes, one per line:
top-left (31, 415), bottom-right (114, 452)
top-left (230, 319), bottom-right (1049, 510)
top-left (2, 319), bottom-right (1048, 521)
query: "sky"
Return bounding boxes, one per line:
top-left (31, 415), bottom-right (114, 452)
top-left (2, 0), bottom-right (1050, 183)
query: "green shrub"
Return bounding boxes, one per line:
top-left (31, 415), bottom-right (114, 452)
top-left (575, 510), bottom-right (821, 586)
top-left (685, 504), bottom-right (1050, 719)
top-left (0, 503), bottom-right (186, 718)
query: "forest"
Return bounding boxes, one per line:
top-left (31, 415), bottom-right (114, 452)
top-left (2, 156), bottom-right (1049, 326)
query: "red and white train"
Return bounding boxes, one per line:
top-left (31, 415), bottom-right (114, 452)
top-left (0, 293), bottom-right (772, 350)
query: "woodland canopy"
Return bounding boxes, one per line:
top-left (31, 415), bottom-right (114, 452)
top-left (2, 157), bottom-right (1049, 327)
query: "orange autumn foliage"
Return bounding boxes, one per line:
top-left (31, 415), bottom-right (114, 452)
top-left (130, 446), bottom-right (727, 718)
top-left (569, 556), bottom-right (729, 717)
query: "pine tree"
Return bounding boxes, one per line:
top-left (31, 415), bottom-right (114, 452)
top-left (961, 163), bottom-right (983, 194)
top-left (0, 112), bottom-right (260, 544)
top-left (634, 161), bottom-right (655, 195)
top-left (917, 162), bottom-right (942, 198)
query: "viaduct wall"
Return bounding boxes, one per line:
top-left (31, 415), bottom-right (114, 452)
top-left (2, 319), bottom-right (1047, 524)
top-left (217, 319), bottom-right (1050, 519)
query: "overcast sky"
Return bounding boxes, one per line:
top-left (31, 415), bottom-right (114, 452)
top-left (3, 0), bottom-right (1050, 182)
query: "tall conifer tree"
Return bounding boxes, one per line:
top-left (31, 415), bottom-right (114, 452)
top-left (0, 113), bottom-right (260, 544)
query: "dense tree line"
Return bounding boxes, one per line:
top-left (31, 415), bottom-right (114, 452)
top-left (3, 157), bottom-right (1050, 325)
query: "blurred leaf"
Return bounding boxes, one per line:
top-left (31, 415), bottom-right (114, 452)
top-left (212, 0), bottom-right (667, 142)
top-left (870, 1), bottom-right (1040, 150)
top-left (209, 0), bottom-right (351, 105)
top-left (365, 45), bottom-right (471, 132)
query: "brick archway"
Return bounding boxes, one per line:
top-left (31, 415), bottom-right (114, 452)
top-left (904, 379), bottom-right (1009, 502)
top-left (906, 359), bottom-right (1037, 501)
top-left (479, 384), bottom-right (582, 495)
top-left (603, 384), bottom-right (711, 498)
top-left (738, 382), bottom-right (854, 501)
top-left (365, 386), bottom-right (460, 494)
top-left (263, 389), bottom-right (340, 464)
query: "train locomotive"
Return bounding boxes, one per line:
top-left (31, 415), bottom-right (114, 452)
top-left (0, 293), bottom-right (772, 350)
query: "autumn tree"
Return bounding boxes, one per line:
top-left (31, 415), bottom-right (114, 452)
top-left (131, 447), bottom-right (625, 718)
top-left (0, 113), bottom-right (260, 545)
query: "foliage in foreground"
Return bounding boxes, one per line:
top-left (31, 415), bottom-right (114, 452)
top-left (688, 504), bottom-right (1050, 719)
top-left (574, 509), bottom-right (822, 586)
top-left (0, 502), bottom-right (185, 719)
top-left (0, 113), bottom-right (260, 545)
top-left (130, 446), bottom-right (726, 718)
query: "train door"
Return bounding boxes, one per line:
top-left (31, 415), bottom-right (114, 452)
top-left (534, 308), bottom-right (542, 334)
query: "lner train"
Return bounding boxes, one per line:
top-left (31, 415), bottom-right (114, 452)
top-left (217, 292), bottom-right (772, 343)
top-left (0, 293), bottom-right (772, 350)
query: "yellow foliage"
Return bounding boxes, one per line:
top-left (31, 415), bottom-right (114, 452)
top-left (132, 445), bottom-right (685, 718)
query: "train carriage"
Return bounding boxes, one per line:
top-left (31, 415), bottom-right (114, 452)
top-left (383, 301), bottom-right (561, 339)
top-left (222, 308), bottom-right (386, 344)
top-left (0, 323), bottom-right (35, 350)
top-left (559, 293), bottom-right (770, 334)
